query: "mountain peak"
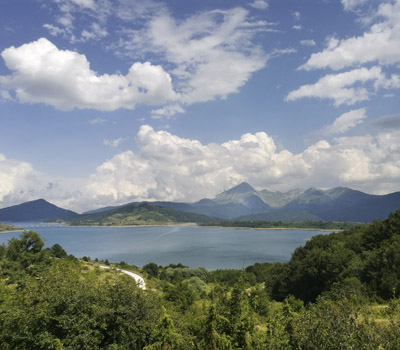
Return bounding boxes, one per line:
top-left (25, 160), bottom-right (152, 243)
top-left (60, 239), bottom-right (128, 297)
top-left (222, 182), bottom-right (257, 195)
top-left (0, 199), bottom-right (77, 222)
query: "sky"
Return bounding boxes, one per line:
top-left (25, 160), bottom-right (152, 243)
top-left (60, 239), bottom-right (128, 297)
top-left (0, 0), bottom-right (400, 213)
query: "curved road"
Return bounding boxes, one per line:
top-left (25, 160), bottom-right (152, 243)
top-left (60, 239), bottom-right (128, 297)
top-left (99, 265), bottom-right (146, 290)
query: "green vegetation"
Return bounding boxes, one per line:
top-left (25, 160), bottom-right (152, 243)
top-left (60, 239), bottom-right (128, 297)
top-left (0, 222), bottom-right (19, 232)
top-left (62, 202), bottom-right (222, 226)
top-left (201, 220), bottom-right (362, 230)
top-left (1, 210), bottom-right (400, 349)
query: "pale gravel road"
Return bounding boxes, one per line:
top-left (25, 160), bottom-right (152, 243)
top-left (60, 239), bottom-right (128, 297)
top-left (99, 265), bottom-right (146, 290)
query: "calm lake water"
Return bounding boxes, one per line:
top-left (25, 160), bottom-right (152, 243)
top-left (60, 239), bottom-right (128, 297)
top-left (0, 224), bottom-right (331, 270)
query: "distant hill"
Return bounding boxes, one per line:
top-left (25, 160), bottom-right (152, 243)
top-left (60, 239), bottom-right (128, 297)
top-left (62, 202), bottom-right (223, 226)
top-left (0, 199), bottom-right (77, 222)
top-left (82, 183), bottom-right (400, 223)
top-left (235, 210), bottom-right (322, 222)
top-left (282, 187), bottom-right (400, 222)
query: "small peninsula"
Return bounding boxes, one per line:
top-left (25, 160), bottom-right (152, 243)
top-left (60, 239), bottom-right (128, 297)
top-left (0, 222), bottom-right (20, 233)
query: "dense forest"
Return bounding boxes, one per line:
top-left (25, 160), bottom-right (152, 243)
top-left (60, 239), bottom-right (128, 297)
top-left (1, 211), bottom-right (400, 349)
top-left (200, 220), bottom-right (360, 230)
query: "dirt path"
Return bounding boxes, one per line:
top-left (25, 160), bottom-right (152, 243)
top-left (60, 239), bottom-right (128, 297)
top-left (99, 265), bottom-right (146, 290)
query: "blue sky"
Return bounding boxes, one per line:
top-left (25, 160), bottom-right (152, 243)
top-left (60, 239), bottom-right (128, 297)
top-left (0, 0), bottom-right (400, 212)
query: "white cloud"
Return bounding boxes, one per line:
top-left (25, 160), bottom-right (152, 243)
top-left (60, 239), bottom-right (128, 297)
top-left (0, 38), bottom-right (178, 111)
top-left (0, 153), bottom-right (84, 211)
top-left (81, 23), bottom-right (108, 41)
top-left (89, 117), bottom-right (106, 125)
top-left (103, 137), bottom-right (126, 148)
top-left (8, 5), bottom-right (274, 112)
top-left (292, 25), bottom-right (302, 30)
top-left (117, 8), bottom-right (269, 104)
top-left (301, 0), bottom-right (400, 70)
top-left (249, 0), bottom-right (269, 10)
top-left (43, 23), bottom-right (66, 36)
top-left (286, 66), bottom-right (383, 106)
top-left (323, 108), bottom-right (367, 135)
top-left (151, 104), bottom-right (185, 119)
top-left (2, 125), bottom-right (400, 211)
top-left (0, 89), bottom-right (13, 101)
top-left (341, 0), bottom-right (368, 12)
top-left (292, 11), bottom-right (301, 20)
top-left (84, 125), bottom-right (400, 209)
top-left (300, 39), bottom-right (316, 46)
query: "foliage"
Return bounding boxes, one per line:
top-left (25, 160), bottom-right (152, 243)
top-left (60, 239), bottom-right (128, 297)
top-left (2, 211), bottom-right (400, 349)
top-left (265, 210), bottom-right (400, 302)
top-left (201, 220), bottom-right (361, 230)
top-left (63, 203), bottom-right (222, 226)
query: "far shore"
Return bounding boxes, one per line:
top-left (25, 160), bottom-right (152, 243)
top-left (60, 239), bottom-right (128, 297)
top-left (61, 223), bottom-right (342, 231)
top-left (0, 230), bottom-right (25, 234)
top-left (63, 222), bottom-right (198, 228)
top-left (202, 225), bottom-right (343, 232)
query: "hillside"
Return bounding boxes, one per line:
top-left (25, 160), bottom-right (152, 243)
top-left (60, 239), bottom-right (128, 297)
top-left (283, 187), bottom-right (400, 222)
top-left (1, 212), bottom-right (400, 349)
top-left (0, 199), bottom-right (77, 222)
top-left (63, 202), bottom-right (223, 226)
top-left (0, 222), bottom-right (19, 232)
top-left (76, 182), bottom-right (400, 223)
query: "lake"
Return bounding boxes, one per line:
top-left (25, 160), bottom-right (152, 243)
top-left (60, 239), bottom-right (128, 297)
top-left (0, 224), bottom-right (331, 270)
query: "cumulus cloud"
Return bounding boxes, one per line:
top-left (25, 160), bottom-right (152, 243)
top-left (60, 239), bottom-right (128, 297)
top-left (11, 4), bottom-right (275, 114)
top-left (323, 108), bottom-right (367, 135)
top-left (2, 125), bottom-right (400, 211)
top-left (0, 38), bottom-right (178, 111)
top-left (301, 0), bottom-right (400, 70)
top-left (0, 154), bottom-right (84, 211)
top-left (286, 66), bottom-right (383, 106)
top-left (83, 125), bottom-right (400, 209)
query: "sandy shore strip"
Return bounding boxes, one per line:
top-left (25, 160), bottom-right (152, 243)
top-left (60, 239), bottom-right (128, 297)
top-left (100, 265), bottom-right (146, 290)
top-left (0, 230), bottom-right (25, 234)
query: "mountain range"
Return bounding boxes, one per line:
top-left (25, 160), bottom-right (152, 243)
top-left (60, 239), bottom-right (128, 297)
top-left (1, 183), bottom-right (400, 223)
top-left (151, 182), bottom-right (400, 222)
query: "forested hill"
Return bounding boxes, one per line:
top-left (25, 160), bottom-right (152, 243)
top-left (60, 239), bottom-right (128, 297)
top-left (1, 211), bottom-right (400, 349)
top-left (264, 209), bottom-right (400, 302)
top-left (62, 202), bottom-right (223, 226)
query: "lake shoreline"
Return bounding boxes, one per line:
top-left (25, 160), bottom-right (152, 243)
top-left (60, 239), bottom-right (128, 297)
top-left (0, 230), bottom-right (25, 234)
top-left (205, 225), bottom-right (343, 232)
top-left (64, 223), bottom-right (341, 232)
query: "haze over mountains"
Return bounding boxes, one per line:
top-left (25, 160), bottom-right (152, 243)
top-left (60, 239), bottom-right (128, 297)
top-left (1, 183), bottom-right (400, 223)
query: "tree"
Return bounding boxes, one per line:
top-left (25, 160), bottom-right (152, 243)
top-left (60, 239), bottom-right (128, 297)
top-left (144, 306), bottom-right (182, 350)
top-left (50, 244), bottom-right (67, 258)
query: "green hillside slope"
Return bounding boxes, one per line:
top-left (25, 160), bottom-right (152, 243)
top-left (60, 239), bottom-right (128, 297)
top-left (63, 202), bottom-right (222, 226)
